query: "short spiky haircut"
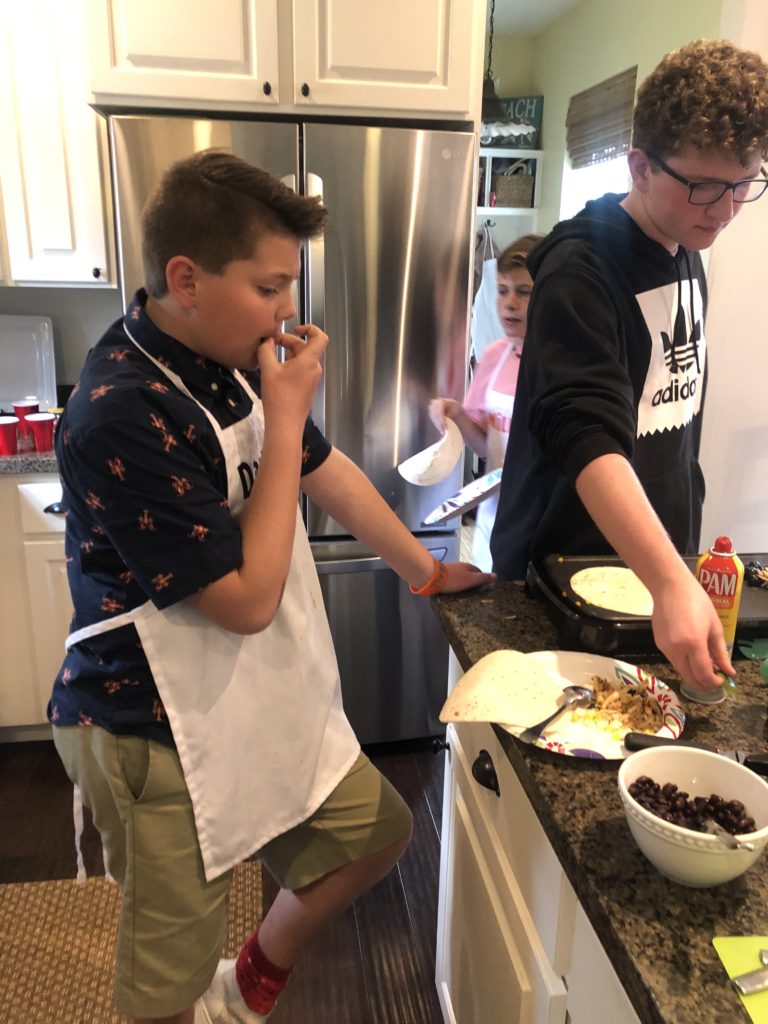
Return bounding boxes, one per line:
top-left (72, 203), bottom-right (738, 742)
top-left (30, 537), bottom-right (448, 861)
top-left (632, 39), bottom-right (768, 165)
top-left (142, 149), bottom-right (328, 297)
top-left (497, 234), bottom-right (543, 275)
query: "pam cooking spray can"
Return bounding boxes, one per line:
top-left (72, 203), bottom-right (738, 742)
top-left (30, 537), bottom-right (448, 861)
top-left (681, 536), bottom-right (744, 703)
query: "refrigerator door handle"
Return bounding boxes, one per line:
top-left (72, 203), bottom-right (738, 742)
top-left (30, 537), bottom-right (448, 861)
top-left (315, 556), bottom-right (388, 575)
top-left (306, 171), bottom-right (326, 434)
top-left (313, 544), bottom-right (450, 575)
top-left (278, 173), bottom-right (300, 354)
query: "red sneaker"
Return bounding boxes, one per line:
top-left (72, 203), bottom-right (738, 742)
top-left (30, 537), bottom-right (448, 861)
top-left (196, 957), bottom-right (272, 1023)
top-left (235, 942), bottom-right (290, 1015)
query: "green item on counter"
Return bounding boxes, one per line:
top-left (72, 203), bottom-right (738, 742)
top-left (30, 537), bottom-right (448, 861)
top-left (713, 936), bottom-right (768, 1024)
top-left (738, 639), bottom-right (768, 662)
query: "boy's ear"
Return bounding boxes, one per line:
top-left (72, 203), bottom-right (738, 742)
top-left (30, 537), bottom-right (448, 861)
top-left (165, 256), bottom-right (199, 312)
top-left (627, 149), bottom-right (654, 194)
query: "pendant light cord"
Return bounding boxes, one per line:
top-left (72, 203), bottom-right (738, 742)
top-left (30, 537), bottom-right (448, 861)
top-left (486, 0), bottom-right (496, 80)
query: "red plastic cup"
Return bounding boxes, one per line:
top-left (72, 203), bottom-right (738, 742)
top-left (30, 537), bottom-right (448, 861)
top-left (13, 398), bottom-right (39, 436)
top-left (0, 416), bottom-right (19, 456)
top-left (25, 412), bottom-right (56, 453)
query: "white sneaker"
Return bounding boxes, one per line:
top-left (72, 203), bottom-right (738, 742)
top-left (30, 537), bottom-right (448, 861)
top-left (195, 958), bottom-right (271, 1024)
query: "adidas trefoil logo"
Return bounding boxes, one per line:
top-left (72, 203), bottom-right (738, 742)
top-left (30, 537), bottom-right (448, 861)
top-left (652, 307), bottom-right (702, 407)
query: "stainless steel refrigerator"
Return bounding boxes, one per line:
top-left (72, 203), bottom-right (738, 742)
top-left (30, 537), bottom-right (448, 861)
top-left (106, 113), bottom-right (475, 743)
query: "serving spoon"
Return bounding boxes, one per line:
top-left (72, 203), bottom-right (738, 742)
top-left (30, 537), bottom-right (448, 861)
top-left (702, 818), bottom-right (755, 851)
top-left (518, 685), bottom-right (595, 746)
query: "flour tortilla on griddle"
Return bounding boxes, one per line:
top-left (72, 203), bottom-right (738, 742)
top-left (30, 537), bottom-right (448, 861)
top-left (570, 566), bottom-right (654, 617)
top-left (439, 650), bottom-right (564, 728)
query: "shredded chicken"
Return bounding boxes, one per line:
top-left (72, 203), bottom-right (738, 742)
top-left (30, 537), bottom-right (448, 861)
top-left (572, 673), bottom-right (662, 735)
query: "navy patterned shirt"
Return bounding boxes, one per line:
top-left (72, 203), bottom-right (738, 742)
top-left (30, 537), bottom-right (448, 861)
top-left (48, 290), bottom-right (332, 745)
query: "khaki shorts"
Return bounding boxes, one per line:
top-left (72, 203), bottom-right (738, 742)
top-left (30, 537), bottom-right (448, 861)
top-left (53, 726), bottom-right (411, 1018)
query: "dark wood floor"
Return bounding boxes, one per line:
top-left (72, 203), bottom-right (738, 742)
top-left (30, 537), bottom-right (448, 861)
top-left (0, 736), bottom-right (446, 1023)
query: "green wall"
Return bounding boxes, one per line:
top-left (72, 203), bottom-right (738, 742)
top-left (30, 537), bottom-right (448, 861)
top-left (486, 35), bottom-right (535, 96)
top-left (492, 0), bottom-right (724, 231)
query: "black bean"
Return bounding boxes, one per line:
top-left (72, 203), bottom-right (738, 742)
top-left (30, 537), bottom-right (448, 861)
top-left (628, 774), bottom-right (757, 835)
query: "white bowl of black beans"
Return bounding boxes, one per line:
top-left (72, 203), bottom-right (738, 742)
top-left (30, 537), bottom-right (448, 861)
top-left (618, 745), bottom-right (768, 887)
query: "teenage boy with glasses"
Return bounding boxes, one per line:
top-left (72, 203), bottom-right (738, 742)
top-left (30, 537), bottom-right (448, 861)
top-left (491, 38), bottom-right (768, 698)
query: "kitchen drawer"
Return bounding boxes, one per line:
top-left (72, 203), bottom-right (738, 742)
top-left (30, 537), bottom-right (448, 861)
top-left (451, 721), bottom-right (576, 973)
top-left (17, 481), bottom-right (65, 534)
top-left (448, 722), bottom-right (568, 1022)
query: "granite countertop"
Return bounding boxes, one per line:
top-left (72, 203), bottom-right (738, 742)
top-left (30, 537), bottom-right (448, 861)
top-left (433, 582), bottom-right (768, 1024)
top-left (0, 453), bottom-right (58, 474)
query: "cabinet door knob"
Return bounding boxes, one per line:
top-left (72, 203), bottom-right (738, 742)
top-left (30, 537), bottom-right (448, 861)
top-left (92, 267), bottom-right (102, 279)
top-left (301, 82), bottom-right (310, 97)
top-left (471, 749), bottom-right (500, 796)
top-left (263, 81), bottom-right (272, 95)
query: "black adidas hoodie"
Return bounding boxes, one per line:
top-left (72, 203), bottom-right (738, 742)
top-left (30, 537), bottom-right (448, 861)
top-left (490, 193), bottom-right (708, 579)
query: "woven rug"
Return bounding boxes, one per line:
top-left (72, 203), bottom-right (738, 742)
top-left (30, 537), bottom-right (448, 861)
top-left (0, 862), bottom-right (262, 1024)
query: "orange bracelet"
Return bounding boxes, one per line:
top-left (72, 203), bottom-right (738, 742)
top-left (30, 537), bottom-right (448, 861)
top-left (409, 557), bottom-right (448, 597)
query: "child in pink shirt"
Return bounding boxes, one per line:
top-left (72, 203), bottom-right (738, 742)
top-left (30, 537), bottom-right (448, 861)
top-left (429, 233), bottom-right (542, 571)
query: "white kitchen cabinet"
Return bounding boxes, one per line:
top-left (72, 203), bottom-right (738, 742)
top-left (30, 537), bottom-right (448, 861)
top-left (436, 719), bottom-right (641, 1024)
top-left (87, 0), bottom-right (281, 107)
top-left (17, 482), bottom-right (72, 726)
top-left (0, 0), bottom-right (113, 286)
top-left (0, 474), bottom-right (68, 735)
top-left (87, 0), bottom-right (484, 119)
top-left (436, 719), bottom-right (568, 1024)
top-left (291, 0), bottom-right (482, 115)
top-left (478, 147), bottom-right (544, 250)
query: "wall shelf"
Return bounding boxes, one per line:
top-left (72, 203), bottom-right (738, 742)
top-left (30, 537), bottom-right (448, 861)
top-left (477, 147), bottom-right (543, 248)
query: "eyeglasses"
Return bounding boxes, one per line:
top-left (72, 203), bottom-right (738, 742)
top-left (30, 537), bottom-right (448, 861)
top-left (649, 153), bottom-right (768, 205)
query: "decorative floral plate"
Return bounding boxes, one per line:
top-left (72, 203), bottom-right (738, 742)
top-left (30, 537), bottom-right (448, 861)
top-left (501, 650), bottom-right (685, 760)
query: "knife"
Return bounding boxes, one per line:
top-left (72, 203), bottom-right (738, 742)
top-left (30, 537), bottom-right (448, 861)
top-left (732, 950), bottom-right (768, 996)
top-left (623, 732), bottom-right (768, 776)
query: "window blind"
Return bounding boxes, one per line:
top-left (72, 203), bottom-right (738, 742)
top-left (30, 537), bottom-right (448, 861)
top-left (565, 67), bottom-right (638, 169)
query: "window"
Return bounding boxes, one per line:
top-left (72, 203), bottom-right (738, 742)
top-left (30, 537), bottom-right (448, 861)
top-left (560, 155), bottom-right (631, 220)
top-left (565, 67), bottom-right (638, 170)
top-left (560, 67), bottom-right (637, 220)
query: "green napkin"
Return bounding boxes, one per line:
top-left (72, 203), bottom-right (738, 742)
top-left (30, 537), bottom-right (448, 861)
top-left (713, 937), bottom-right (768, 1023)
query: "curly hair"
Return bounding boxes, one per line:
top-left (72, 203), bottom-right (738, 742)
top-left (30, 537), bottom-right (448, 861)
top-left (632, 39), bottom-right (768, 164)
top-left (142, 149), bottom-right (328, 298)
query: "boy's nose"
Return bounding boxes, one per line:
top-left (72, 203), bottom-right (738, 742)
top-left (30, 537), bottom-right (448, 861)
top-left (708, 188), bottom-right (736, 221)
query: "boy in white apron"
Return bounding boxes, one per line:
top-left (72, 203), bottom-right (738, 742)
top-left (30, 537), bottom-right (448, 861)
top-left (429, 234), bottom-right (543, 572)
top-left (49, 151), bottom-right (493, 1024)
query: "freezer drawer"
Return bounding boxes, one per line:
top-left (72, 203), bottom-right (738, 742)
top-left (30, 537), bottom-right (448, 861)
top-left (312, 534), bottom-right (458, 744)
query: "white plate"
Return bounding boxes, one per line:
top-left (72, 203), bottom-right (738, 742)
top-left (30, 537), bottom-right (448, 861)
top-left (501, 650), bottom-right (685, 760)
top-left (0, 314), bottom-right (57, 413)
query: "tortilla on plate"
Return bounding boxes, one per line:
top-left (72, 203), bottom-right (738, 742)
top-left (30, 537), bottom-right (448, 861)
top-left (439, 649), bottom-right (564, 728)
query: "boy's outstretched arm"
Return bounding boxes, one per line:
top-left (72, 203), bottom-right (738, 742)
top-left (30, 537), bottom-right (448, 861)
top-left (301, 447), bottom-right (494, 593)
top-left (575, 453), bottom-right (733, 692)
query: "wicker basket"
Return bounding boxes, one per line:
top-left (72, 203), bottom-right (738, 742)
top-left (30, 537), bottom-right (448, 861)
top-left (491, 160), bottom-right (534, 209)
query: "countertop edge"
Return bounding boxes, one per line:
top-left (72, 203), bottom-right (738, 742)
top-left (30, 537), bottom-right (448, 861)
top-left (432, 583), bottom-right (768, 1024)
top-left (0, 455), bottom-right (58, 474)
